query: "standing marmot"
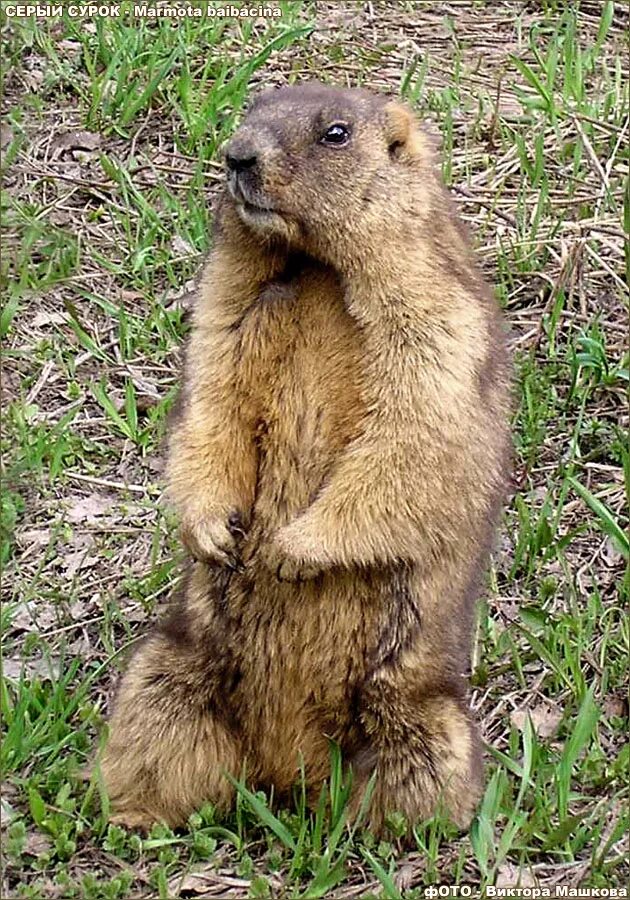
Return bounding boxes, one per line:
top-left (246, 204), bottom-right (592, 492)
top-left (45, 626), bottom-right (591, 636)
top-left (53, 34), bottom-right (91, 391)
top-left (101, 83), bottom-right (511, 835)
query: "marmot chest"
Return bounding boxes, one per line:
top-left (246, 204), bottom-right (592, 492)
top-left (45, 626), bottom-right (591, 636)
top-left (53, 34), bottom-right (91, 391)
top-left (237, 266), bottom-right (365, 523)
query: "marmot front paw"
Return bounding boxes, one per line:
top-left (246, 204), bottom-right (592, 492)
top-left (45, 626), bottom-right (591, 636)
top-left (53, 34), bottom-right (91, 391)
top-left (181, 509), bottom-right (247, 569)
top-left (261, 529), bottom-right (322, 582)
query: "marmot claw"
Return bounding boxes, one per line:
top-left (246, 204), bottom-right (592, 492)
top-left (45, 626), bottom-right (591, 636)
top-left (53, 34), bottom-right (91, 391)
top-left (180, 514), bottom-right (243, 568)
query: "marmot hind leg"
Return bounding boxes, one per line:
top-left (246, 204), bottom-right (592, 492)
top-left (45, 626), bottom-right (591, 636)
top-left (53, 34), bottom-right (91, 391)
top-left (100, 626), bottom-right (242, 831)
top-left (352, 681), bottom-right (483, 837)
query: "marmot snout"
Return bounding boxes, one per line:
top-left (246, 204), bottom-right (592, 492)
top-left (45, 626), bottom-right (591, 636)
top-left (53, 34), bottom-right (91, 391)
top-left (100, 81), bottom-right (511, 838)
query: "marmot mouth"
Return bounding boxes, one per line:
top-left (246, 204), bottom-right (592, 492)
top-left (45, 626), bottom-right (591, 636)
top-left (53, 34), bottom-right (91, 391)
top-left (227, 178), bottom-right (278, 218)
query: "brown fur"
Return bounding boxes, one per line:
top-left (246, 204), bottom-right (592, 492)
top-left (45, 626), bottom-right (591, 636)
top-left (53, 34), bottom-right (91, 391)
top-left (100, 83), bottom-right (511, 836)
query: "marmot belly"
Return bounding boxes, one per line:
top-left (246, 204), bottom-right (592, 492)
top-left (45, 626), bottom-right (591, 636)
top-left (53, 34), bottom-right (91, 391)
top-left (210, 262), bottom-right (381, 790)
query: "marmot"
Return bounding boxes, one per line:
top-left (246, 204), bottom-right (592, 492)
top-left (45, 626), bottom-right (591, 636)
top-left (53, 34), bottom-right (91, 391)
top-left (101, 82), bottom-right (511, 836)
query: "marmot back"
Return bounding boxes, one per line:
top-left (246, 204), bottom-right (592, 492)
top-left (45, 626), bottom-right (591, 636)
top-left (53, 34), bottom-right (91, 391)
top-left (101, 81), bottom-right (511, 836)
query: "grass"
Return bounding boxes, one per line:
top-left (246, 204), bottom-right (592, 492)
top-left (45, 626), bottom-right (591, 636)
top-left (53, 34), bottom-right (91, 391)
top-left (1, 1), bottom-right (628, 897)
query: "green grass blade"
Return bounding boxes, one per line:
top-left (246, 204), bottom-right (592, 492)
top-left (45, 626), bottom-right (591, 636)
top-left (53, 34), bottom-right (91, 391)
top-left (360, 848), bottom-right (402, 900)
top-left (567, 476), bottom-right (629, 559)
top-left (224, 773), bottom-right (296, 852)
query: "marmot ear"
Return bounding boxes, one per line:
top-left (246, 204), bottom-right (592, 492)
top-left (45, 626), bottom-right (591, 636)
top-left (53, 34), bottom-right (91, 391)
top-left (384, 102), bottom-right (424, 161)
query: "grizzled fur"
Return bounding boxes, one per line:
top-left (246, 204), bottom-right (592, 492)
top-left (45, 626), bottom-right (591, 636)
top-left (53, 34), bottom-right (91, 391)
top-left (100, 83), bottom-right (511, 835)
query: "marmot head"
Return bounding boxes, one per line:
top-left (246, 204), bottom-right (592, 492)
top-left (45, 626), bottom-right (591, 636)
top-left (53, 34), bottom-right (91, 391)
top-left (223, 82), bottom-right (435, 269)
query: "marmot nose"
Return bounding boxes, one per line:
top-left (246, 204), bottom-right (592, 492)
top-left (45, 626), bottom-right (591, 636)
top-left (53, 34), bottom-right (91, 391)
top-left (225, 145), bottom-right (258, 174)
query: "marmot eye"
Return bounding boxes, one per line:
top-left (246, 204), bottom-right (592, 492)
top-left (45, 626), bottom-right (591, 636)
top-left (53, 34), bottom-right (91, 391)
top-left (321, 123), bottom-right (350, 146)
